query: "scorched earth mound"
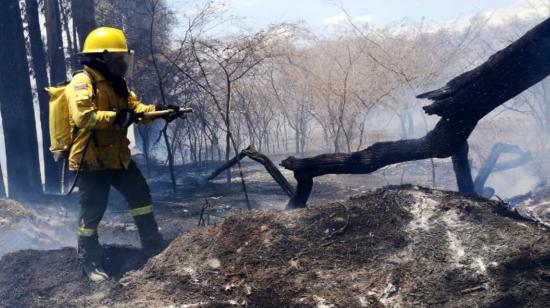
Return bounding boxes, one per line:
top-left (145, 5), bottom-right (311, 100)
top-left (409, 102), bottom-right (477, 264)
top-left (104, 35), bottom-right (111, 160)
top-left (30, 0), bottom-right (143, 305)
top-left (1, 185), bottom-right (549, 307)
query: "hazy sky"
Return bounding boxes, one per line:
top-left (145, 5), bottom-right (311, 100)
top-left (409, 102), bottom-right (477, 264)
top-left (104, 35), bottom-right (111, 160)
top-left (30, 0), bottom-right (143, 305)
top-left (169, 0), bottom-right (523, 33)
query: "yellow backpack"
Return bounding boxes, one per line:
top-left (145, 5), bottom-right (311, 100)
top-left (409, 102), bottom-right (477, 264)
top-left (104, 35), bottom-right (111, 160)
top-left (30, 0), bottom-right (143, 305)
top-left (45, 70), bottom-right (95, 162)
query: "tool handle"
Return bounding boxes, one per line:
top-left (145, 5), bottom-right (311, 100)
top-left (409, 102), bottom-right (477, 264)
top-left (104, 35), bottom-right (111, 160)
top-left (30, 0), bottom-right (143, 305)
top-left (143, 107), bottom-right (193, 119)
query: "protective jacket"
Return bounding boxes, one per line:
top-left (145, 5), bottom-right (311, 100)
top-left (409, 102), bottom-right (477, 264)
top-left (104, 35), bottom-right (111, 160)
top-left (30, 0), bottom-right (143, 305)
top-left (66, 65), bottom-right (155, 171)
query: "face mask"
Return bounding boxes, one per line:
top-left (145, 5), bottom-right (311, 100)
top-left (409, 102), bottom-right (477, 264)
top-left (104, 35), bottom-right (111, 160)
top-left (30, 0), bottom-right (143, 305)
top-left (103, 50), bottom-right (134, 77)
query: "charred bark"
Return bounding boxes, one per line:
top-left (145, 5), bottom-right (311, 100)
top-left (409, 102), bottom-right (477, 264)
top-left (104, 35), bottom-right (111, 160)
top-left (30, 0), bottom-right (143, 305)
top-left (0, 163), bottom-right (5, 199)
top-left (26, 0), bottom-right (60, 193)
top-left (283, 118), bottom-right (476, 208)
top-left (201, 146), bottom-right (295, 198)
top-left (282, 17), bottom-right (550, 208)
top-left (71, 0), bottom-right (96, 48)
top-left (452, 142), bottom-right (475, 194)
top-left (44, 0), bottom-right (67, 84)
top-left (241, 147), bottom-right (295, 198)
top-left (59, 0), bottom-right (77, 71)
top-left (419, 18), bottom-right (550, 119)
top-left (0, 0), bottom-right (42, 199)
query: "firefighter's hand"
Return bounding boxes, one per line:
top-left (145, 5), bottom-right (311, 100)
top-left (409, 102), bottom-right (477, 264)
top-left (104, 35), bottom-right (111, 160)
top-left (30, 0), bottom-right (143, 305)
top-left (114, 109), bottom-right (142, 128)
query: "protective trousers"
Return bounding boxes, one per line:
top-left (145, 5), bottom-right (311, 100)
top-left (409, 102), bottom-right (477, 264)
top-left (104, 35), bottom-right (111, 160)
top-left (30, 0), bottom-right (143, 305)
top-left (76, 161), bottom-right (163, 265)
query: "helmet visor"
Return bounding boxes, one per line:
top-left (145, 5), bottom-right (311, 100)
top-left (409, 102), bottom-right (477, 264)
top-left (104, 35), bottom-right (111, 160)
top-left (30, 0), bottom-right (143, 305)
top-left (104, 50), bottom-right (134, 78)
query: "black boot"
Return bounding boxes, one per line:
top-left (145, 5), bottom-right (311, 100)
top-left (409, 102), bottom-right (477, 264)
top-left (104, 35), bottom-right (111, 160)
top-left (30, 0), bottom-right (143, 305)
top-left (78, 235), bottom-right (109, 282)
top-left (134, 213), bottom-right (165, 256)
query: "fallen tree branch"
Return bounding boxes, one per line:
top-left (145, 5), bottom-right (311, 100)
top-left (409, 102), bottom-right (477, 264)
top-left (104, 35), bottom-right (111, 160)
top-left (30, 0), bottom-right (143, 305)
top-left (200, 145), bottom-right (295, 198)
top-left (241, 147), bottom-right (295, 197)
top-left (199, 152), bottom-right (247, 186)
top-left (283, 118), bottom-right (477, 208)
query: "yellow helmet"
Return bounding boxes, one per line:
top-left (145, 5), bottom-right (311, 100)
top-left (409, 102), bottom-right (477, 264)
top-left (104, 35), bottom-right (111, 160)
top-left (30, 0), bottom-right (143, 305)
top-left (81, 27), bottom-right (128, 54)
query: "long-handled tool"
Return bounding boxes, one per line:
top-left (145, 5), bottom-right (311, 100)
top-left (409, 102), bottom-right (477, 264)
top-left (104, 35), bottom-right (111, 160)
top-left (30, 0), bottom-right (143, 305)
top-left (142, 107), bottom-right (193, 120)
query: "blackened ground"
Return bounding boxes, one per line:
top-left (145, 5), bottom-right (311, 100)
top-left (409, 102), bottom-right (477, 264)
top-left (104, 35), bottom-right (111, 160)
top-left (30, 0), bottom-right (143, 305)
top-left (111, 186), bottom-right (550, 307)
top-left (2, 186), bottom-right (547, 307)
top-left (1, 157), bottom-right (549, 307)
top-left (0, 245), bottom-right (150, 307)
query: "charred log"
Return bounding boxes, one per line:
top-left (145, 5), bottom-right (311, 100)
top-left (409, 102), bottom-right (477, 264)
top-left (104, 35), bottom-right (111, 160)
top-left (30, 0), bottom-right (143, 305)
top-left (200, 152), bottom-right (246, 186)
top-left (241, 147), bottom-right (295, 197)
top-left (283, 17), bottom-right (550, 208)
top-left (283, 118), bottom-right (477, 208)
top-left (201, 146), bottom-right (295, 198)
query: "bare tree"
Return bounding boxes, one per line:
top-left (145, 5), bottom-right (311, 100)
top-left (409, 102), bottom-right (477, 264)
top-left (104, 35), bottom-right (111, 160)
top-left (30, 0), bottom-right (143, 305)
top-left (25, 0), bottom-right (61, 193)
top-left (44, 0), bottom-right (67, 84)
top-left (0, 0), bottom-right (42, 199)
top-left (0, 163), bottom-right (5, 199)
top-left (71, 0), bottom-right (96, 48)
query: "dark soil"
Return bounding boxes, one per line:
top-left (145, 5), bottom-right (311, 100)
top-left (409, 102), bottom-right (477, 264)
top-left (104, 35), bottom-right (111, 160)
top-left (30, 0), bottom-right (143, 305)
top-left (1, 185), bottom-right (549, 307)
top-left (0, 245), bottom-right (148, 307)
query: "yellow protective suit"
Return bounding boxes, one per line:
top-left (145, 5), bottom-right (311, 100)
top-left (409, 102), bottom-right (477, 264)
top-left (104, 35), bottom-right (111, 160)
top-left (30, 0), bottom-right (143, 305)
top-left (65, 65), bottom-right (155, 171)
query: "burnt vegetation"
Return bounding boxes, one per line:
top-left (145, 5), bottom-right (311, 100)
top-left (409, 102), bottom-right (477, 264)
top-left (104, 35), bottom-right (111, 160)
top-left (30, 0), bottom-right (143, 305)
top-left (1, 0), bottom-right (550, 307)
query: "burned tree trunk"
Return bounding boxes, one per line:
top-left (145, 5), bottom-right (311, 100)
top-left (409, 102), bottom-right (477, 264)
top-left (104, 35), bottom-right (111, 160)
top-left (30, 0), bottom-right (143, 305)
top-left (201, 146), bottom-right (295, 198)
top-left (44, 0), bottom-right (67, 84)
top-left (71, 0), bottom-right (96, 48)
top-left (59, 0), bottom-right (77, 71)
top-left (70, 0), bottom-right (96, 71)
top-left (0, 163), bottom-right (5, 199)
top-left (0, 0), bottom-right (42, 199)
top-left (282, 17), bottom-right (550, 208)
top-left (452, 142), bottom-right (475, 194)
top-left (26, 0), bottom-right (60, 193)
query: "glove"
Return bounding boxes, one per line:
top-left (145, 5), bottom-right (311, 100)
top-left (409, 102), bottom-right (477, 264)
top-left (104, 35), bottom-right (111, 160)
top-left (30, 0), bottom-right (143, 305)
top-left (156, 104), bottom-right (183, 122)
top-left (114, 109), bottom-right (142, 128)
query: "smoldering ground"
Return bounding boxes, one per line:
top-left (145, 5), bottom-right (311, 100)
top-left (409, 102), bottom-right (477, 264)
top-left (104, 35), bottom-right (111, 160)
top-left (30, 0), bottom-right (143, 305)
top-left (1, 185), bottom-right (549, 307)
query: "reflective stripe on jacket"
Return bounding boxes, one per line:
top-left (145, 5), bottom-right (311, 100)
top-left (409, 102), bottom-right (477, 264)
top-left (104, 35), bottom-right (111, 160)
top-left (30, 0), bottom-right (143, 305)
top-left (66, 65), bottom-right (155, 170)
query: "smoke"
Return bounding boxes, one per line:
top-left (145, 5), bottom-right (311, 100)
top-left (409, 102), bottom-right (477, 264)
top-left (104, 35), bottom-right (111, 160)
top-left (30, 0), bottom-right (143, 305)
top-left (0, 200), bottom-right (76, 257)
top-left (485, 165), bottom-right (540, 199)
top-left (0, 220), bottom-right (76, 256)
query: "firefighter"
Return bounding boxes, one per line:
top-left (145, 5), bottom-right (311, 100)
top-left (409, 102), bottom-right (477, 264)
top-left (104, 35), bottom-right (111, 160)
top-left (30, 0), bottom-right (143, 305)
top-left (66, 27), bottom-right (181, 282)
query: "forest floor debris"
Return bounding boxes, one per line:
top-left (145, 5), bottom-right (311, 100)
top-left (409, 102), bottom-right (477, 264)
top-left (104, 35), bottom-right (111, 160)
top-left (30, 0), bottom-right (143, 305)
top-left (1, 185), bottom-right (549, 307)
top-left (0, 200), bottom-right (28, 229)
top-left (507, 185), bottom-right (550, 228)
